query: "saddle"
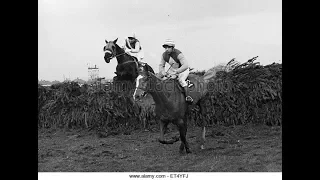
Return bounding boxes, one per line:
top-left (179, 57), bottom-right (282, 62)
top-left (161, 75), bottom-right (200, 104)
top-left (161, 75), bottom-right (194, 89)
top-left (161, 74), bottom-right (206, 104)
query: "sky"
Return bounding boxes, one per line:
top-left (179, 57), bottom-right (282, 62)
top-left (38, 0), bottom-right (282, 81)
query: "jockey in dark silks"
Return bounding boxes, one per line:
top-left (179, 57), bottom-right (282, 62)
top-left (159, 39), bottom-right (193, 103)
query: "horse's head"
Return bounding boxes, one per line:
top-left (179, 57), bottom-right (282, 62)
top-left (133, 63), bottom-right (154, 101)
top-left (103, 38), bottom-right (118, 63)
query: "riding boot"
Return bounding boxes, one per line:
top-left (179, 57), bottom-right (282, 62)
top-left (183, 86), bottom-right (193, 103)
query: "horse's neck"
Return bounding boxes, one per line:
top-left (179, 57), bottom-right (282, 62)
top-left (114, 45), bottom-right (127, 64)
top-left (148, 77), bottom-right (177, 106)
top-left (114, 44), bottom-right (137, 65)
top-left (150, 90), bottom-right (171, 108)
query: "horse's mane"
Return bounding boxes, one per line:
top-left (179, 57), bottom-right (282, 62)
top-left (147, 72), bottom-right (181, 97)
top-left (148, 71), bottom-right (162, 81)
top-left (113, 42), bottom-right (126, 55)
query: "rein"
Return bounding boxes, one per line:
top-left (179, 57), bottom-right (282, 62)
top-left (106, 51), bottom-right (126, 59)
top-left (105, 49), bottom-right (138, 66)
top-left (122, 59), bottom-right (138, 65)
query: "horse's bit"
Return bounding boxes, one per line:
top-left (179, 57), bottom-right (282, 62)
top-left (103, 46), bottom-right (126, 60)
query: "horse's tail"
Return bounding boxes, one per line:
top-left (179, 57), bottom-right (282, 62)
top-left (202, 65), bottom-right (227, 82)
top-left (202, 69), bottom-right (217, 82)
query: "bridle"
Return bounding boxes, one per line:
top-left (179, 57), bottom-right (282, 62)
top-left (103, 45), bottom-right (126, 60)
top-left (133, 64), bottom-right (160, 100)
top-left (135, 66), bottom-right (158, 91)
top-left (103, 44), bottom-right (138, 67)
top-left (133, 72), bottom-right (149, 100)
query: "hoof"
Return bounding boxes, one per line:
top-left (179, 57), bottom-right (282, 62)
top-left (179, 144), bottom-right (185, 152)
top-left (186, 149), bottom-right (192, 153)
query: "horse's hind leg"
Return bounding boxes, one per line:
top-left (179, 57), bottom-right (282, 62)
top-left (198, 100), bottom-right (207, 150)
top-left (177, 118), bottom-right (191, 153)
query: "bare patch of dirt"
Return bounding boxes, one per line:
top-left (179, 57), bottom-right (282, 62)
top-left (38, 124), bottom-right (282, 172)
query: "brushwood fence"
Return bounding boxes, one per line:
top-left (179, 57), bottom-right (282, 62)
top-left (38, 57), bottom-right (282, 133)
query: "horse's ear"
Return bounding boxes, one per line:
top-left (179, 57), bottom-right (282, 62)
top-left (113, 38), bottom-right (118, 44)
top-left (145, 64), bottom-right (152, 74)
top-left (145, 64), bottom-right (149, 72)
top-left (145, 64), bottom-right (152, 76)
top-left (105, 39), bottom-right (108, 43)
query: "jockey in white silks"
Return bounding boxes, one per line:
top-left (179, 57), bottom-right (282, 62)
top-left (123, 33), bottom-right (145, 62)
top-left (158, 39), bottom-right (193, 103)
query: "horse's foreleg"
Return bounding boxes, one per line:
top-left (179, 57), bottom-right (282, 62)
top-left (200, 126), bottom-right (206, 150)
top-left (163, 121), bottom-right (169, 135)
top-left (159, 121), bottom-right (177, 144)
top-left (177, 118), bottom-right (191, 153)
top-left (158, 120), bottom-right (165, 144)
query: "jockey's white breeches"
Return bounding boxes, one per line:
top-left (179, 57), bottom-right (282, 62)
top-left (167, 68), bottom-right (189, 87)
top-left (128, 50), bottom-right (144, 61)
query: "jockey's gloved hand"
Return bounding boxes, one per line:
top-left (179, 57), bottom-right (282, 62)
top-left (159, 72), bottom-right (167, 78)
top-left (171, 69), bottom-right (178, 75)
top-left (125, 49), bottom-right (131, 53)
top-left (158, 72), bottom-right (164, 78)
top-left (169, 74), bottom-right (177, 79)
top-left (166, 73), bottom-right (172, 78)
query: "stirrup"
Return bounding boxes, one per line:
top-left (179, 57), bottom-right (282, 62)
top-left (186, 96), bottom-right (193, 102)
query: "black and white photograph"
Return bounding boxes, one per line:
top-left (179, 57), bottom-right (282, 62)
top-left (38, 0), bottom-right (282, 179)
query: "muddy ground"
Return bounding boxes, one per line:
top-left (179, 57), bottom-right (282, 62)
top-left (38, 124), bottom-right (282, 172)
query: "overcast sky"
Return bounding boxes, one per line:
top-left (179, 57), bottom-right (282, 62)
top-left (38, 0), bottom-right (282, 81)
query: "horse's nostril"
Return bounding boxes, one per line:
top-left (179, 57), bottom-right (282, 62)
top-left (133, 95), bottom-right (139, 101)
top-left (104, 57), bottom-right (110, 63)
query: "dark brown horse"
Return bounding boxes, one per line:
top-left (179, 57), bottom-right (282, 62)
top-left (133, 63), bottom-right (216, 153)
top-left (103, 38), bottom-right (154, 85)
